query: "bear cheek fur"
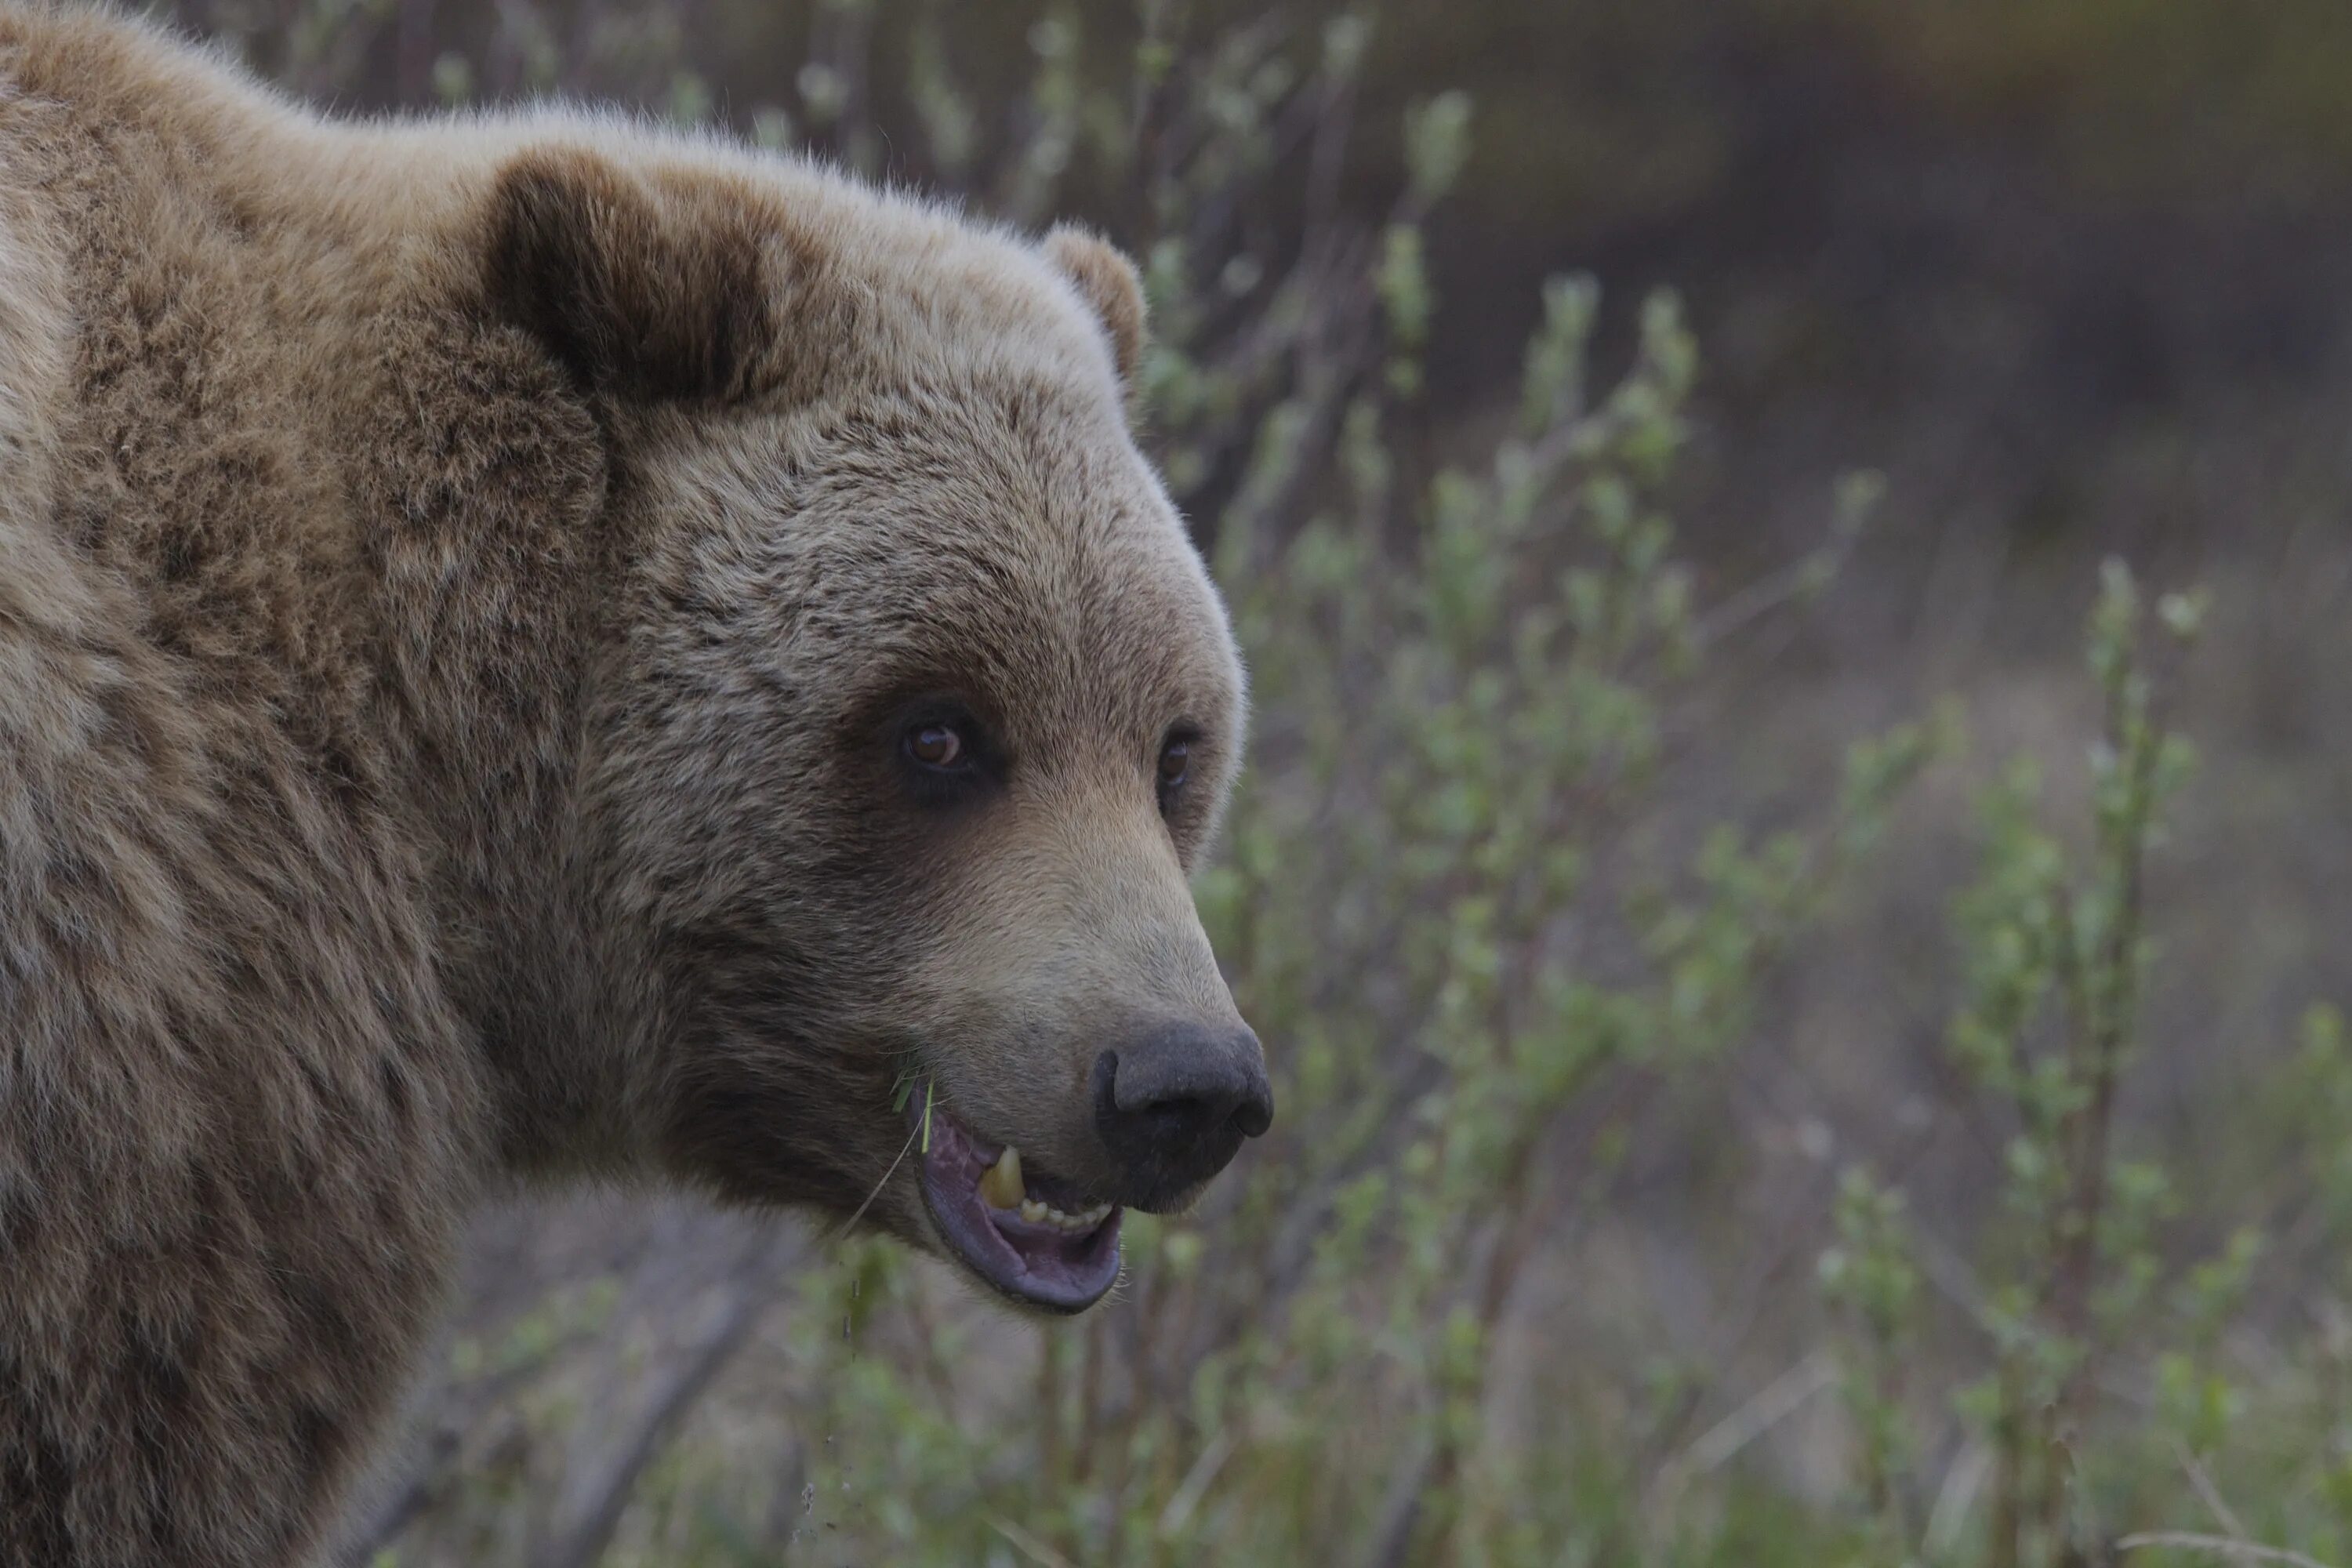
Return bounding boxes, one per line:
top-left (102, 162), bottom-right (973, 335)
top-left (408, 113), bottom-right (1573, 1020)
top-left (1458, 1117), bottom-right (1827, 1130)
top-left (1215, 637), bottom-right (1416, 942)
top-left (583, 514), bottom-right (938, 1225)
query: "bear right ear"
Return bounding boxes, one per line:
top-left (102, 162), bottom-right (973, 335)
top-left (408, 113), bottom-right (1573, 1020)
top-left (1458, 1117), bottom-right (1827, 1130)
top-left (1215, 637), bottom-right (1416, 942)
top-left (1044, 224), bottom-right (1149, 394)
top-left (485, 148), bottom-right (782, 403)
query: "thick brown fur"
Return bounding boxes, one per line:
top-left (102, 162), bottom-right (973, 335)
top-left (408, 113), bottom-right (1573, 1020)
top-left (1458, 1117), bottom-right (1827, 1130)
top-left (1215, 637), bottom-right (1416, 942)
top-left (0, 5), bottom-right (1252, 1564)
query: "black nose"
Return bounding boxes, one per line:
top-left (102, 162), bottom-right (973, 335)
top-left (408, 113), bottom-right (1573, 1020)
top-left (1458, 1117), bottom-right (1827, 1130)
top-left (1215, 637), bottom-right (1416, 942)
top-left (1092, 1022), bottom-right (1273, 1210)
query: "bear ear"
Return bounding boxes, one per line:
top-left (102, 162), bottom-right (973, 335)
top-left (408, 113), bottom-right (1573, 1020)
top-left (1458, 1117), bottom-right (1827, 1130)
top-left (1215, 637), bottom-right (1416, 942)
top-left (485, 147), bottom-right (780, 402)
top-left (1044, 224), bottom-right (1149, 392)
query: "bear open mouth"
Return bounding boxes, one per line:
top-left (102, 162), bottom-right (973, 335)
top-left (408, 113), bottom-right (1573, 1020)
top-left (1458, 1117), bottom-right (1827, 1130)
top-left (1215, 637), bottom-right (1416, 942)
top-left (902, 1080), bottom-right (1123, 1312)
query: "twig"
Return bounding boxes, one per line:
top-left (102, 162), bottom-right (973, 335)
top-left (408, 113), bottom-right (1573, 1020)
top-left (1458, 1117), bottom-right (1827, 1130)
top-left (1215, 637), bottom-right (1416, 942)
top-left (1664, 1349), bottom-right (1838, 1482)
top-left (335, 1334), bottom-right (586, 1566)
top-left (1639, 1351), bottom-right (1838, 1562)
top-left (336, 1425), bottom-right (460, 1564)
top-left (2114, 1534), bottom-right (2337, 1568)
top-left (1358, 1435), bottom-right (1438, 1568)
top-left (988, 1513), bottom-right (1083, 1568)
top-left (1156, 1428), bottom-right (1238, 1540)
top-left (530, 1229), bottom-right (803, 1568)
top-left (1924, 1442), bottom-right (1991, 1559)
top-left (2173, 1436), bottom-right (2255, 1557)
top-left (822, 1116), bottom-right (919, 1247)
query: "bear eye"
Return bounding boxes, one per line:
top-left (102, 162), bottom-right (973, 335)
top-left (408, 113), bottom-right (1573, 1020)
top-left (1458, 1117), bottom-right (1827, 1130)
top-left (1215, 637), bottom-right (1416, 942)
top-left (906, 723), bottom-right (966, 770)
top-left (1156, 735), bottom-right (1192, 812)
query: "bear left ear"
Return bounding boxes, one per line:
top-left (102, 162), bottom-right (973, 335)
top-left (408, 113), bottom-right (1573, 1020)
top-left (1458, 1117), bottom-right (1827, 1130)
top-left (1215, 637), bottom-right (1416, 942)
top-left (1044, 224), bottom-right (1149, 394)
top-left (485, 147), bottom-right (784, 403)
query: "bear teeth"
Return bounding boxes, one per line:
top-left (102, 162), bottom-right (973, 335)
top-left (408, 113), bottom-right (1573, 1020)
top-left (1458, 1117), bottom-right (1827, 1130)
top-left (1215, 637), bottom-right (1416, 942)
top-left (977, 1146), bottom-right (1112, 1232)
top-left (978, 1145), bottom-right (1025, 1210)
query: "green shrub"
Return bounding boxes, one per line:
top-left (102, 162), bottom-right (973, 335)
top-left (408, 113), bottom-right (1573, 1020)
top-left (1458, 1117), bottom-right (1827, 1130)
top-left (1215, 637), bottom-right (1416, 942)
top-left (1813, 569), bottom-right (2352, 1568)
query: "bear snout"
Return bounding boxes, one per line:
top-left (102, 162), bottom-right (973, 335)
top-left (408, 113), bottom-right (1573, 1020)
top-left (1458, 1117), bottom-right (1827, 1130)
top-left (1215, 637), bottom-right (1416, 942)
top-left (1088, 1021), bottom-right (1272, 1210)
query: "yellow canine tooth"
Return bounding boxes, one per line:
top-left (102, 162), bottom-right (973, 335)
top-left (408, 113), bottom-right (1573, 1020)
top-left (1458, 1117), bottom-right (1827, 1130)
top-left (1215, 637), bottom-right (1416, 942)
top-left (978, 1145), bottom-right (1025, 1210)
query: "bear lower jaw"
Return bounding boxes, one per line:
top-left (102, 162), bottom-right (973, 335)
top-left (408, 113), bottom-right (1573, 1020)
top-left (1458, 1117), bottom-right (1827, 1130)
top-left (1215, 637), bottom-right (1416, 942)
top-left (902, 1083), bottom-right (1124, 1312)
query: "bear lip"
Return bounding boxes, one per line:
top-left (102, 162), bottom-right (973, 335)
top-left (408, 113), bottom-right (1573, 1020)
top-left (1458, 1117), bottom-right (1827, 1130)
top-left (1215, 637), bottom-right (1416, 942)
top-left (902, 1081), bottom-right (1123, 1313)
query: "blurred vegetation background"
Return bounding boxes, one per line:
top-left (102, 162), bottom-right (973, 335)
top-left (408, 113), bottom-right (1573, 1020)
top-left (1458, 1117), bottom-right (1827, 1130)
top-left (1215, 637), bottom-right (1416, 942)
top-left (149, 1), bottom-right (2352, 1563)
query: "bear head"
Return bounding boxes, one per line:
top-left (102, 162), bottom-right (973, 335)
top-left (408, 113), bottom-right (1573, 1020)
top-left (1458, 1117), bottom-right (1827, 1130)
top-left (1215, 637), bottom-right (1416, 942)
top-left (480, 143), bottom-right (1269, 1312)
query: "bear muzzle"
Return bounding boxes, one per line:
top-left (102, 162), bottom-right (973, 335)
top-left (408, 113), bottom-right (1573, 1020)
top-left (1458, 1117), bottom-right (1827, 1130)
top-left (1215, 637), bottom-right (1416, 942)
top-left (901, 1017), bottom-right (1271, 1312)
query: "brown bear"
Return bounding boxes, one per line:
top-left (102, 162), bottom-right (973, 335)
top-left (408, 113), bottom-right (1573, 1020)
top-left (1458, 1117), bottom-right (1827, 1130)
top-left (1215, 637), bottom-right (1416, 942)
top-left (0, 6), bottom-right (1271, 1563)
